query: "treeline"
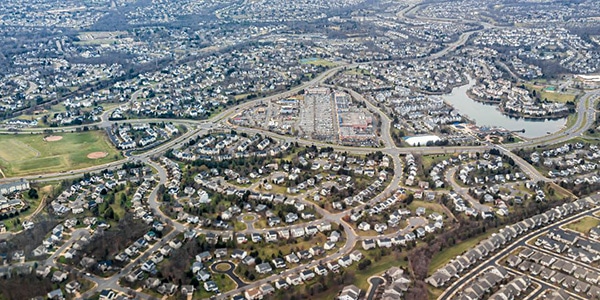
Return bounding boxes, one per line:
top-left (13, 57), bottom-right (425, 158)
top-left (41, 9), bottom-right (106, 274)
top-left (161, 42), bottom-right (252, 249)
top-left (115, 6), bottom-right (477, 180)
top-left (404, 196), bottom-right (570, 299)
top-left (560, 180), bottom-right (600, 197)
top-left (0, 218), bottom-right (59, 261)
top-left (155, 235), bottom-right (236, 288)
top-left (0, 273), bottom-right (56, 299)
top-left (72, 213), bottom-right (151, 271)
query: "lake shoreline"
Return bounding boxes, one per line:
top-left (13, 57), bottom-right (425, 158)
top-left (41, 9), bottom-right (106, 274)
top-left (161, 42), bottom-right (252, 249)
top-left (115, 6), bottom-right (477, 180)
top-left (442, 77), bottom-right (567, 139)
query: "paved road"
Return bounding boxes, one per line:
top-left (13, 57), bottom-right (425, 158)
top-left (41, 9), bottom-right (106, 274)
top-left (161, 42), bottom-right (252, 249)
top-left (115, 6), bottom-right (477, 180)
top-left (2, 80), bottom-right (596, 300)
top-left (210, 261), bottom-right (247, 288)
top-left (504, 89), bottom-right (600, 150)
top-left (445, 167), bottom-right (490, 213)
top-left (44, 228), bottom-right (90, 267)
top-left (0, 7), bottom-right (597, 298)
top-left (366, 276), bottom-right (385, 300)
top-left (440, 203), bottom-right (600, 299)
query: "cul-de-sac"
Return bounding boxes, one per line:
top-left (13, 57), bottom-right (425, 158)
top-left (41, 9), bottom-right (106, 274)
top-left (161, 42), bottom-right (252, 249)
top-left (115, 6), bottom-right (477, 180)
top-left (1, 0), bottom-right (600, 300)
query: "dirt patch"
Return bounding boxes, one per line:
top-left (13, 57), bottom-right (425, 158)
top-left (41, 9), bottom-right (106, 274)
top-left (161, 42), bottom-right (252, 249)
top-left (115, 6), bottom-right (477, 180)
top-left (44, 135), bottom-right (63, 142)
top-left (87, 152), bottom-right (108, 159)
top-left (41, 185), bottom-right (53, 194)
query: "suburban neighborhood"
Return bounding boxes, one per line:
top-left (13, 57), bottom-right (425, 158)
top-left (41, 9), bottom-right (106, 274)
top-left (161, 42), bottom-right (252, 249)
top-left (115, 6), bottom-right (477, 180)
top-left (0, 0), bottom-right (600, 299)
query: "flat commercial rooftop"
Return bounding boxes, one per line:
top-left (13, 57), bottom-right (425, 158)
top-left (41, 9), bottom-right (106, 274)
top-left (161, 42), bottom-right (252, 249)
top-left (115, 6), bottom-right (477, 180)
top-left (404, 135), bottom-right (441, 146)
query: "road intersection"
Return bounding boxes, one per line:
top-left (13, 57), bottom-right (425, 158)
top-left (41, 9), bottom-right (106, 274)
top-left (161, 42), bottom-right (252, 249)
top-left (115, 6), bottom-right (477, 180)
top-left (5, 77), bottom-right (594, 299)
top-left (1, 6), bottom-right (599, 298)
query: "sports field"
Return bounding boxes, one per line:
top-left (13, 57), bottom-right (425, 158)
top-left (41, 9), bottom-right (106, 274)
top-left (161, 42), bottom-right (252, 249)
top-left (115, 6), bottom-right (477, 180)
top-left (0, 131), bottom-right (122, 177)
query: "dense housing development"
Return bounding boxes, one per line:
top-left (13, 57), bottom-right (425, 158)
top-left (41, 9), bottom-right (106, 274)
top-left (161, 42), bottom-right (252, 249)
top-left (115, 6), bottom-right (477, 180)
top-left (0, 0), bottom-right (600, 299)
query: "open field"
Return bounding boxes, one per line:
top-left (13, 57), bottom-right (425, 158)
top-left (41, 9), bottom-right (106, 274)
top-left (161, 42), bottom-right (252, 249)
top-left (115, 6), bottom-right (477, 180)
top-left (300, 58), bottom-right (339, 67)
top-left (524, 83), bottom-right (579, 103)
top-left (408, 200), bottom-right (446, 216)
top-left (428, 229), bottom-right (498, 275)
top-left (75, 31), bottom-right (127, 46)
top-left (422, 154), bottom-right (455, 172)
top-left (428, 287), bottom-right (444, 300)
top-left (0, 131), bottom-right (121, 177)
top-left (256, 233), bottom-right (328, 259)
top-left (564, 216), bottom-right (600, 234)
top-left (349, 248), bottom-right (408, 291)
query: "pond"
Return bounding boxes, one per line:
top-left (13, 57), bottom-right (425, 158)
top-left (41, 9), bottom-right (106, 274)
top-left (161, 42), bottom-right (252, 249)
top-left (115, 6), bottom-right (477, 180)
top-left (441, 78), bottom-right (566, 138)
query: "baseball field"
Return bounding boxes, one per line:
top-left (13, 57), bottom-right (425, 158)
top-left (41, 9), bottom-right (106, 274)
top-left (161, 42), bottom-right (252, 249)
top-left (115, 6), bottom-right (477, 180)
top-left (0, 130), bottom-right (122, 178)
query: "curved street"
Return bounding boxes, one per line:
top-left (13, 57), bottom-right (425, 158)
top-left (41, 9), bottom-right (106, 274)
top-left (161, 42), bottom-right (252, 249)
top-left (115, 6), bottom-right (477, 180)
top-left (0, 5), bottom-right (598, 298)
top-left (210, 261), bottom-right (247, 289)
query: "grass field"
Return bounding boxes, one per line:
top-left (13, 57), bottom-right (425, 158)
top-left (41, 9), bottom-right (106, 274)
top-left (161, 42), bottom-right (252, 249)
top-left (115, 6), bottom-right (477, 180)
top-left (408, 200), bottom-right (446, 216)
top-left (524, 84), bottom-right (578, 103)
top-left (428, 229), bottom-right (498, 275)
top-left (422, 154), bottom-right (455, 172)
top-left (233, 93), bottom-right (250, 100)
top-left (428, 287), bottom-right (445, 300)
top-left (75, 31), bottom-right (126, 46)
top-left (233, 220), bottom-right (247, 231)
top-left (504, 135), bottom-right (524, 144)
top-left (255, 234), bottom-right (328, 259)
top-left (0, 131), bottom-right (121, 177)
top-left (350, 249), bottom-right (408, 291)
top-left (300, 58), bottom-right (339, 67)
top-left (564, 216), bottom-right (600, 234)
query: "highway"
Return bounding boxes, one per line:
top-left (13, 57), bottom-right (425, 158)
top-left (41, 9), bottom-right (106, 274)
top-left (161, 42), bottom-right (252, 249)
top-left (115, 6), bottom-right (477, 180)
top-left (0, 6), bottom-right (598, 298)
top-left (504, 89), bottom-right (600, 150)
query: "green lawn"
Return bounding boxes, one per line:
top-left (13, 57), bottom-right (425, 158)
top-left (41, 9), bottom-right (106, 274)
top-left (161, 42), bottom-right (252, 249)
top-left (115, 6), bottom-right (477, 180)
top-left (564, 216), bottom-right (600, 234)
top-left (300, 58), bottom-right (338, 67)
top-left (407, 200), bottom-right (446, 216)
top-left (421, 154), bottom-right (455, 172)
top-left (233, 220), bottom-right (247, 231)
top-left (428, 286), bottom-right (444, 300)
top-left (428, 229), bottom-right (497, 275)
top-left (253, 219), bottom-right (268, 229)
top-left (242, 215), bottom-right (255, 222)
top-left (349, 248), bottom-right (408, 291)
top-left (303, 282), bottom-right (340, 300)
top-left (0, 131), bottom-right (121, 177)
top-left (234, 93), bottom-right (250, 100)
top-left (345, 68), bottom-right (372, 76)
top-left (252, 234), bottom-right (328, 259)
top-left (74, 39), bottom-right (118, 46)
top-left (503, 134), bottom-right (525, 144)
top-left (524, 84), bottom-right (578, 103)
top-left (540, 90), bottom-right (577, 103)
top-left (193, 272), bottom-right (238, 297)
top-left (109, 191), bottom-right (127, 220)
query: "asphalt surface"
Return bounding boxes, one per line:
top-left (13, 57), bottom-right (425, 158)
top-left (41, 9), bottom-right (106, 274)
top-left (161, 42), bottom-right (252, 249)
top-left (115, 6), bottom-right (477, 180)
top-left (210, 261), bottom-right (247, 288)
top-left (445, 166), bottom-right (491, 213)
top-left (0, 3), bottom-right (599, 298)
top-left (2, 69), bottom-right (596, 300)
top-left (440, 204), bottom-right (600, 299)
top-left (366, 276), bottom-right (385, 300)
